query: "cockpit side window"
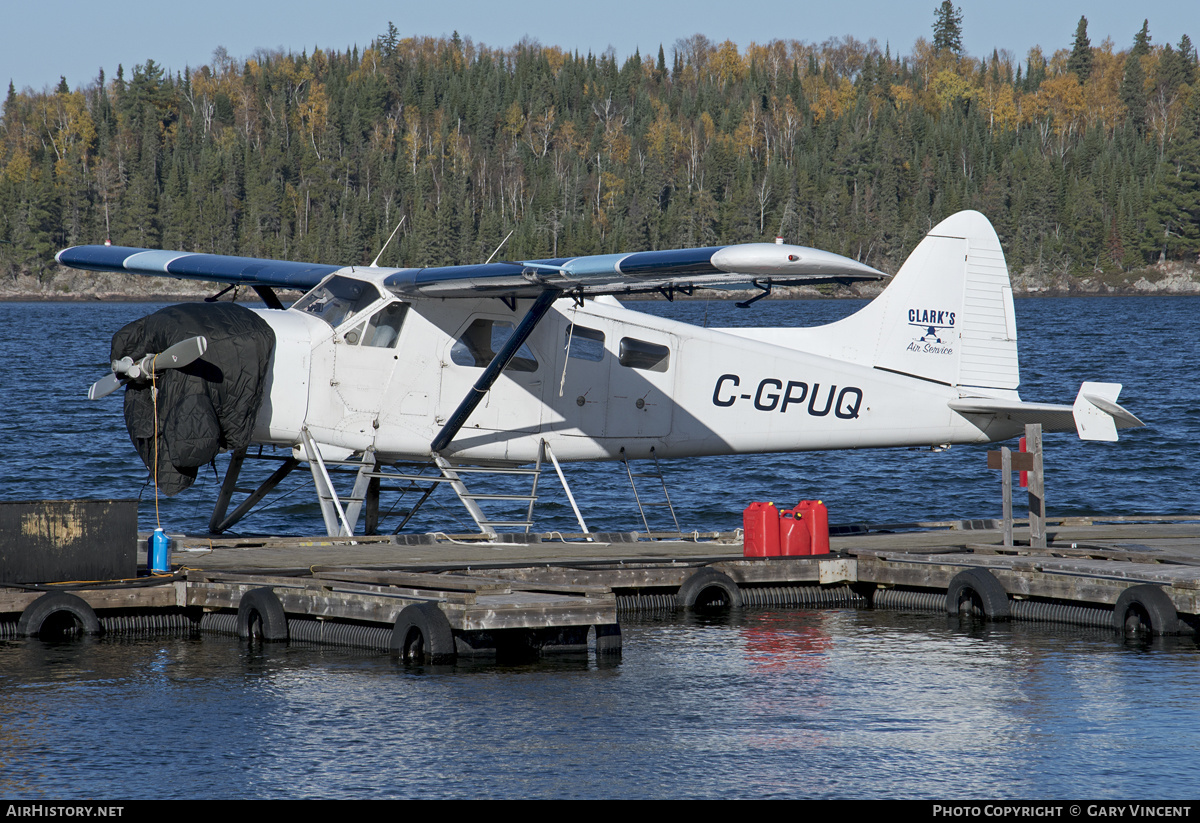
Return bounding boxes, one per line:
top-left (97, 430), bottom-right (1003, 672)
top-left (292, 276), bottom-right (383, 327)
top-left (340, 302), bottom-right (408, 347)
top-left (450, 319), bottom-right (538, 372)
top-left (363, 303), bottom-right (407, 348)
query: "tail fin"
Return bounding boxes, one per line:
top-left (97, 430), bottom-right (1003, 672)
top-left (726, 210), bottom-right (1145, 441)
top-left (948, 382), bottom-right (1144, 440)
top-left (793, 210), bottom-right (1019, 391)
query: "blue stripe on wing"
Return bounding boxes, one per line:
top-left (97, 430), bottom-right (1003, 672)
top-left (385, 259), bottom-right (573, 292)
top-left (384, 248), bottom-right (725, 292)
top-left (56, 246), bottom-right (341, 289)
top-left (413, 261), bottom-right (542, 284)
top-left (56, 245), bottom-right (159, 272)
top-left (162, 254), bottom-right (341, 287)
top-left (615, 247), bottom-right (724, 275)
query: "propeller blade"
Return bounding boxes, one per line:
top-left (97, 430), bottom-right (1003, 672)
top-left (88, 373), bottom-right (124, 400)
top-left (88, 336), bottom-right (208, 399)
top-left (149, 336), bottom-right (208, 374)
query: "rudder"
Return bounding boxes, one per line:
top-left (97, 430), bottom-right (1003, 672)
top-left (792, 211), bottom-right (1019, 391)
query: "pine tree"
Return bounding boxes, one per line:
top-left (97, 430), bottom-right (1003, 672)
top-left (1178, 34), bottom-right (1197, 85)
top-left (380, 22), bottom-right (399, 58)
top-left (1132, 20), bottom-right (1151, 57)
top-left (1121, 24), bottom-right (1149, 132)
top-left (932, 2), bottom-right (964, 55)
top-left (1067, 16), bottom-right (1093, 83)
top-left (1147, 94), bottom-right (1200, 260)
top-left (1156, 45), bottom-right (1188, 98)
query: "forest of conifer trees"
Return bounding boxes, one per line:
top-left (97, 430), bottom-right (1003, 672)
top-left (1, 11), bottom-right (1198, 292)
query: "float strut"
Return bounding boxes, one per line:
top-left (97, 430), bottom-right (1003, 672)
top-left (210, 455), bottom-right (302, 534)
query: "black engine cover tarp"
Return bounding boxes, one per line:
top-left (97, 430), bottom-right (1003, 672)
top-left (112, 303), bottom-right (276, 496)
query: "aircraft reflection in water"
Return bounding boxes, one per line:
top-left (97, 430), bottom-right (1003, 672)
top-left (58, 211), bottom-right (1142, 537)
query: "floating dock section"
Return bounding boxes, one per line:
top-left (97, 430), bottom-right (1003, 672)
top-left (4, 516), bottom-right (1200, 660)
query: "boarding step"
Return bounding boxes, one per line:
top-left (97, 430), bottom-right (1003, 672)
top-left (462, 493), bottom-right (542, 502)
top-left (621, 447), bottom-right (680, 535)
top-left (433, 453), bottom-right (543, 537)
top-left (437, 465), bottom-right (542, 476)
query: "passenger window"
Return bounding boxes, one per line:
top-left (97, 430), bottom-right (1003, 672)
top-left (451, 319), bottom-right (538, 372)
top-left (565, 325), bottom-right (605, 361)
top-left (619, 337), bottom-right (670, 372)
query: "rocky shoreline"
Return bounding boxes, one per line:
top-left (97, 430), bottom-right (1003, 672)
top-left (3, 261), bottom-right (1199, 302)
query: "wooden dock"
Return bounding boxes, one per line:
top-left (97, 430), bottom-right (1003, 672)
top-left (4, 515), bottom-right (1200, 660)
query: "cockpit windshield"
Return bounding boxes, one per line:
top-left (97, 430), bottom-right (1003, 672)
top-left (292, 276), bottom-right (383, 327)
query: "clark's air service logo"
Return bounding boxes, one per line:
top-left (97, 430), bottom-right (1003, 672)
top-left (906, 308), bottom-right (955, 355)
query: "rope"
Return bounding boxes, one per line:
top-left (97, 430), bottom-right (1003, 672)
top-left (558, 303), bottom-right (577, 398)
top-left (151, 361), bottom-right (161, 529)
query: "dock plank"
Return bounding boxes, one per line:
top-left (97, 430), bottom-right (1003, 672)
top-left (0, 582), bottom-right (181, 615)
top-left (9, 519), bottom-right (1200, 651)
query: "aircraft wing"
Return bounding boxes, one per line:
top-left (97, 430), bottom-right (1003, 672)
top-left (56, 242), bottom-right (886, 297)
top-left (54, 245), bottom-right (343, 289)
top-left (950, 383), bottom-right (1144, 442)
top-left (383, 244), bottom-right (886, 297)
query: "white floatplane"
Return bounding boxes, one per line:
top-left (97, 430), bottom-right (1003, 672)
top-left (58, 210), bottom-right (1142, 537)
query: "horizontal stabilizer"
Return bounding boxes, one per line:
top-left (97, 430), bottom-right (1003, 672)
top-left (949, 382), bottom-right (1144, 441)
top-left (948, 397), bottom-right (1076, 433)
top-left (1072, 382), bottom-right (1143, 442)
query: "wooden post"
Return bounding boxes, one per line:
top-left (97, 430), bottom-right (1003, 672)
top-left (1000, 446), bottom-right (1013, 547)
top-left (988, 446), bottom-right (1038, 548)
top-left (1025, 423), bottom-right (1046, 548)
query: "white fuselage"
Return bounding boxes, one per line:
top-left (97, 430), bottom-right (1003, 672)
top-left (250, 281), bottom-right (1019, 465)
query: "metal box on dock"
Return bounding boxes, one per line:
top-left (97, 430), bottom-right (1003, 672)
top-left (0, 500), bottom-right (138, 584)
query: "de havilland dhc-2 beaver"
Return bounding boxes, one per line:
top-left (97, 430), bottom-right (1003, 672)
top-left (57, 210), bottom-right (1143, 537)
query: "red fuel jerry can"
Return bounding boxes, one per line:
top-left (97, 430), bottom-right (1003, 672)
top-left (778, 508), bottom-right (812, 556)
top-left (743, 502), bottom-right (781, 557)
top-left (797, 500), bottom-right (830, 555)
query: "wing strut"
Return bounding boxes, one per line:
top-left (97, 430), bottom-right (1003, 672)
top-left (253, 286), bottom-right (285, 310)
top-left (430, 289), bottom-right (562, 453)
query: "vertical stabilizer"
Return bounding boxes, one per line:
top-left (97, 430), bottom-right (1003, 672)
top-left (786, 211), bottom-right (1019, 391)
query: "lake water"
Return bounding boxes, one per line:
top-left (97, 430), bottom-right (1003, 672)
top-left (1, 296), bottom-right (1198, 799)
top-left (3, 296), bottom-right (1196, 534)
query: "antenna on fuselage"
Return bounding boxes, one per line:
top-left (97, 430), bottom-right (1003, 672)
top-left (370, 215), bottom-right (406, 268)
top-left (484, 229), bottom-right (516, 265)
